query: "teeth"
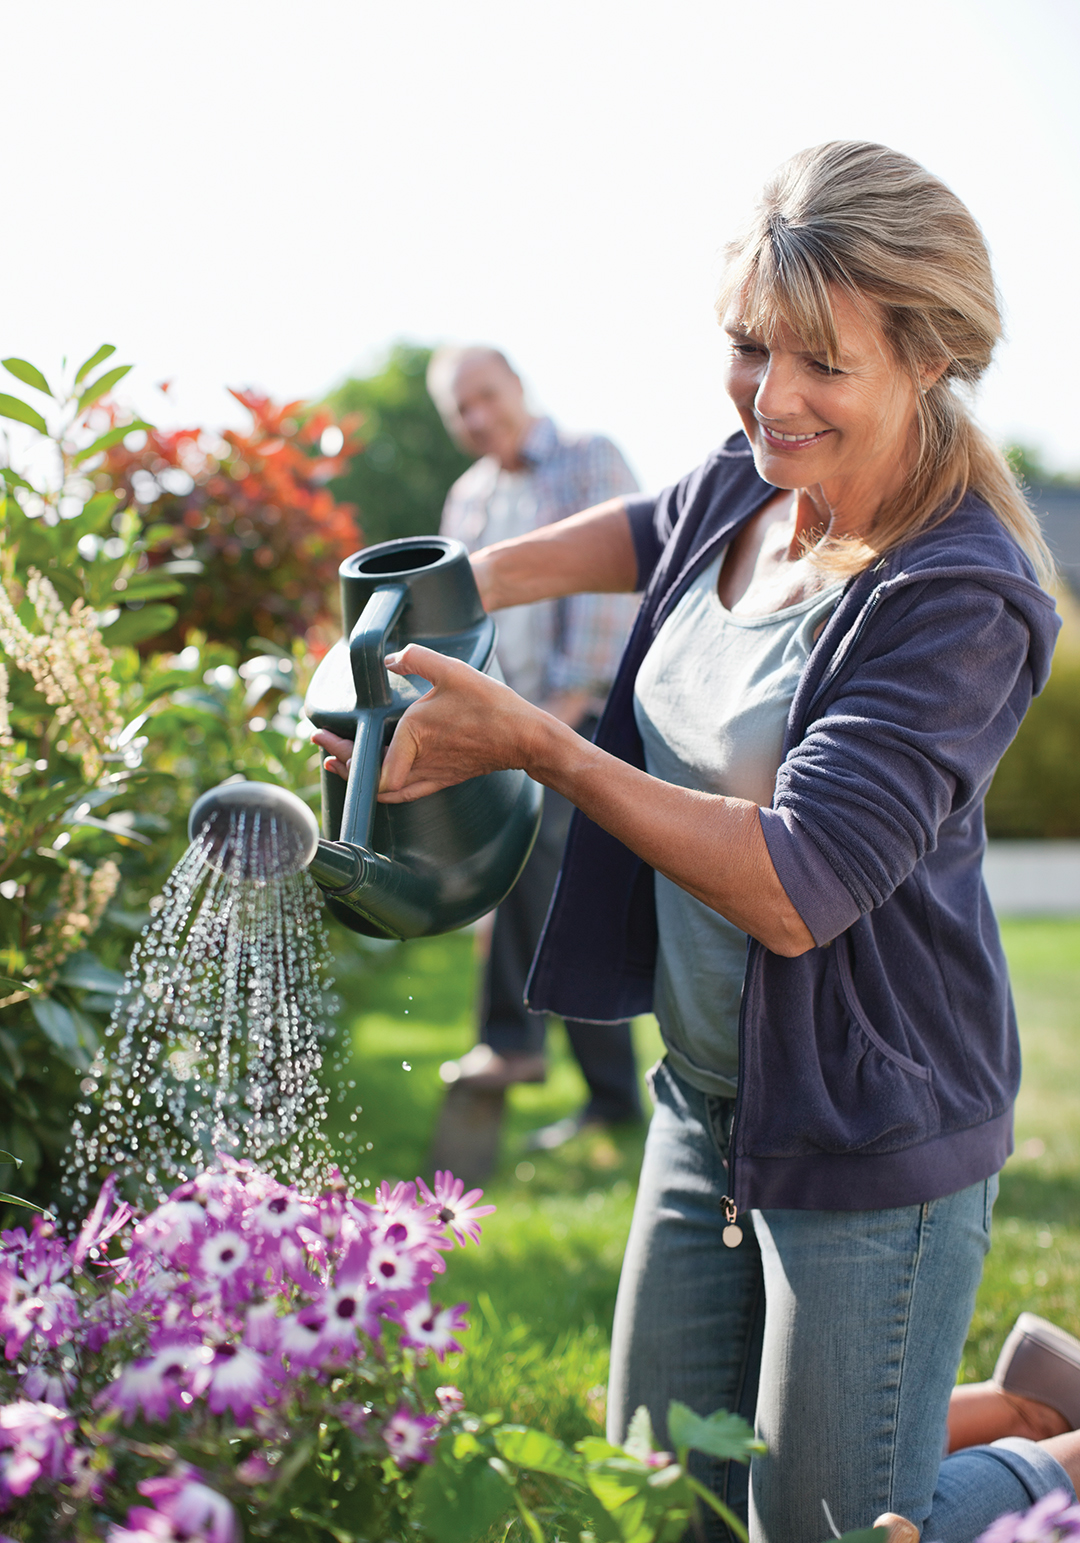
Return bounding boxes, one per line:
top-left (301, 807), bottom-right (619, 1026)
top-left (762, 425), bottom-right (823, 442)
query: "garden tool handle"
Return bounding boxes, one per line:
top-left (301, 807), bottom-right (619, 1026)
top-left (340, 584), bottom-right (408, 850)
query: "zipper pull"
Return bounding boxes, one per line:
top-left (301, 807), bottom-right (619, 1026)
top-left (720, 1195), bottom-right (743, 1249)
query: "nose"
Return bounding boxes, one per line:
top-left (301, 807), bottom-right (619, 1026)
top-left (753, 356), bottom-right (804, 422)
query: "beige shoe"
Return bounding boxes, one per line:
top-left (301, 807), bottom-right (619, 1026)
top-left (873, 1515), bottom-right (919, 1543)
top-left (993, 1312), bottom-right (1080, 1430)
top-left (438, 1044), bottom-right (547, 1090)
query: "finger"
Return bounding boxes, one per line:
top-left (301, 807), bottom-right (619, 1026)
top-left (378, 779), bottom-right (448, 804)
top-left (311, 728), bottom-right (355, 760)
top-left (322, 754), bottom-right (351, 783)
top-left (385, 643), bottom-right (462, 684)
top-left (378, 716), bottom-right (420, 794)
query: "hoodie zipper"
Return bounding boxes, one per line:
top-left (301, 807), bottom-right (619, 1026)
top-left (723, 587), bottom-right (882, 1225)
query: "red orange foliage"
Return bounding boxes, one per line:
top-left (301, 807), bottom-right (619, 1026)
top-left (103, 389), bottom-right (365, 652)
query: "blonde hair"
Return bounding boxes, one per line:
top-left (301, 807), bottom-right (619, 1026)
top-left (717, 141), bottom-right (1054, 584)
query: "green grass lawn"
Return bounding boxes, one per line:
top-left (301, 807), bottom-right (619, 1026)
top-left (324, 918), bottom-right (1080, 1436)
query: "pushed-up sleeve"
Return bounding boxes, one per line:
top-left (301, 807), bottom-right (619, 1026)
top-left (760, 579), bottom-right (1036, 946)
top-left (625, 456), bottom-right (724, 592)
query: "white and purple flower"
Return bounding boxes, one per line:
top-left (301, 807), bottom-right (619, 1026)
top-left (202, 1344), bottom-right (276, 1422)
top-left (417, 1171), bottom-right (495, 1247)
top-left (138, 1466), bottom-right (237, 1543)
top-left (104, 1340), bottom-right (213, 1424)
top-left (977, 1489), bottom-right (1080, 1543)
top-left (0, 1400), bottom-right (75, 1502)
top-left (382, 1407), bottom-right (440, 1468)
top-left (399, 1299), bottom-right (468, 1360)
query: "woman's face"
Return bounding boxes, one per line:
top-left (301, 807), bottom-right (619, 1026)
top-left (722, 286), bottom-right (921, 519)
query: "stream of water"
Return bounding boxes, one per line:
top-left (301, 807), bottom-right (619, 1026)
top-left (65, 811), bottom-right (338, 1207)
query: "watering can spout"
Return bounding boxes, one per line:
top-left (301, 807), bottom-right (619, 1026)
top-left (187, 779), bottom-right (504, 943)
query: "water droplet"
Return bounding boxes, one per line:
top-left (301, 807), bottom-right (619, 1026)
top-left (63, 808), bottom-right (344, 1204)
top-left (401, 1061), bottom-right (411, 1072)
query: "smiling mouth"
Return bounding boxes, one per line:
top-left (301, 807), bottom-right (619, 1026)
top-left (757, 422), bottom-right (831, 446)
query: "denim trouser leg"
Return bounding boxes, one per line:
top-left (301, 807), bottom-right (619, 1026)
top-left (608, 1061), bottom-right (1074, 1543)
top-left (608, 1063), bottom-right (764, 1536)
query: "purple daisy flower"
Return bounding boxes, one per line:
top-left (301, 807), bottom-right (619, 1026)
top-left (399, 1299), bottom-right (468, 1360)
top-left (382, 1408), bottom-right (441, 1468)
top-left (139, 1466), bottom-right (237, 1543)
top-left (417, 1172), bottom-right (495, 1247)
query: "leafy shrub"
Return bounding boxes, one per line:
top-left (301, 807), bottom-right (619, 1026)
top-left (0, 353), bottom-right (326, 1215)
top-left (101, 390), bottom-right (364, 652)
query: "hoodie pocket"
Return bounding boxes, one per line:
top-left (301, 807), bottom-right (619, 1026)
top-left (836, 940), bottom-right (933, 1084)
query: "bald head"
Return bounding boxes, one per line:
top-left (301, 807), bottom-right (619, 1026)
top-left (427, 346), bottom-right (534, 470)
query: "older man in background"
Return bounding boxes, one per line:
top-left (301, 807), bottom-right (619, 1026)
top-left (428, 346), bottom-right (642, 1158)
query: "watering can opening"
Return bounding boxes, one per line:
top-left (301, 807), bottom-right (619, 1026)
top-left (188, 780), bottom-right (320, 883)
top-left (352, 543), bottom-right (447, 577)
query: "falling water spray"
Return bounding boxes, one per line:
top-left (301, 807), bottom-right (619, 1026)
top-left (65, 788), bottom-right (339, 1207)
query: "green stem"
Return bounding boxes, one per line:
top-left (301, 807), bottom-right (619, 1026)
top-left (683, 1472), bottom-right (749, 1543)
top-left (513, 1489), bottom-right (545, 1543)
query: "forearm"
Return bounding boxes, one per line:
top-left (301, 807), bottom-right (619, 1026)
top-left (526, 713), bottom-right (814, 957)
top-left (474, 498), bottom-right (638, 612)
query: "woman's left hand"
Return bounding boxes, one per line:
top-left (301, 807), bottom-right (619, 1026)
top-left (376, 644), bottom-right (549, 803)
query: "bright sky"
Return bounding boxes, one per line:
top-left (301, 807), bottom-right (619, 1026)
top-left (3, 0), bottom-right (1079, 495)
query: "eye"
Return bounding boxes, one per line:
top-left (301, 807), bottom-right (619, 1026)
top-left (810, 359), bottom-right (844, 377)
top-left (729, 341), bottom-right (764, 359)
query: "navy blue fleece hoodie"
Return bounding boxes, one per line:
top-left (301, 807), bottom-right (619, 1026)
top-left (526, 434), bottom-right (1060, 1212)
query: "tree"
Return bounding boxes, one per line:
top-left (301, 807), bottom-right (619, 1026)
top-left (323, 344), bottom-right (474, 548)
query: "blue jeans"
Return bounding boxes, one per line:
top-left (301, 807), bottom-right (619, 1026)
top-left (608, 1061), bottom-right (1074, 1543)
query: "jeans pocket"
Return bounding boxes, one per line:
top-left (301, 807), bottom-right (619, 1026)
top-left (705, 1096), bottom-right (737, 1164)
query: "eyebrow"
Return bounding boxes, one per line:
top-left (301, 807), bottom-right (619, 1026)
top-left (724, 324), bottom-right (857, 370)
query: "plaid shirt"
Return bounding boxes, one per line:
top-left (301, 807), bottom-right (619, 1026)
top-left (439, 417), bottom-right (640, 707)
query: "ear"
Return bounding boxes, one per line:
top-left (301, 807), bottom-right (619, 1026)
top-left (919, 358), bottom-right (949, 393)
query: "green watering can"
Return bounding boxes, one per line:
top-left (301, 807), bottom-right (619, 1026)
top-left (188, 536), bottom-right (542, 939)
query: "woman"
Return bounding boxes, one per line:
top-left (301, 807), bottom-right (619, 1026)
top-left (314, 142), bottom-right (1074, 1541)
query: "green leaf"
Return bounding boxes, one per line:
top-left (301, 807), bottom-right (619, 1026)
top-left (623, 1405), bottom-right (659, 1464)
top-left (0, 1151), bottom-right (23, 1167)
top-left (268, 1435), bottom-right (315, 1502)
top-left (667, 1403), bottom-right (763, 1463)
top-left (56, 952), bottom-right (125, 994)
top-left (30, 999), bottom-right (80, 1057)
top-left (101, 603), bottom-right (178, 647)
top-left (2, 358), bottom-right (52, 397)
top-left (0, 978), bottom-right (34, 996)
top-left (74, 343), bottom-right (115, 387)
top-left (118, 573), bottom-right (185, 602)
top-left (0, 393), bottom-right (48, 435)
top-left (77, 364), bottom-right (132, 415)
top-left (1, 466), bottom-right (34, 493)
top-left (495, 1425), bottom-right (586, 1485)
top-left (413, 1452), bottom-right (514, 1543)
top-left (72, 419), bottom-right (154, 465)
top-left (0, 1191), bottom-right (49, 1212)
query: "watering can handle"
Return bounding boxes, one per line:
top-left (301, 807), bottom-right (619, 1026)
top-left (340, 584), bottom-right (407, 849)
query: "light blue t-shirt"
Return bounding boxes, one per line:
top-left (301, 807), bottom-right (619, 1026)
top-left (633, 550), bottom-right (843, 1097)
